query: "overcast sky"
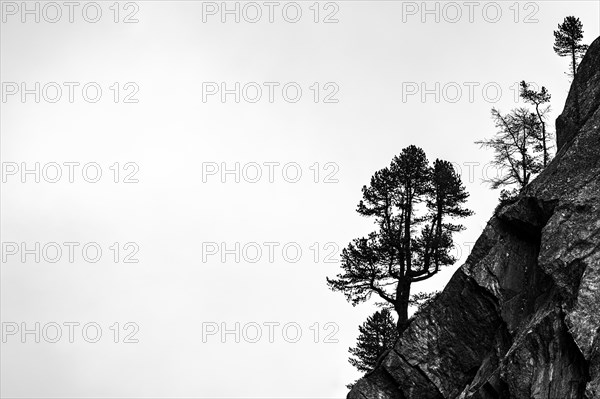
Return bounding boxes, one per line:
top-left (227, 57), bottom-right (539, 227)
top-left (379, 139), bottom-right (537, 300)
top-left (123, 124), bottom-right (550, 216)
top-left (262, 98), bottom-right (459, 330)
top-left (1, 1), bottom-right (599, 398)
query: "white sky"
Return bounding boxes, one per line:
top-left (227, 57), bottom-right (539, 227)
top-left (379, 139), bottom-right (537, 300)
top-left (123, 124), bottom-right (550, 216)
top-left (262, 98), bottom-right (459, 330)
top-left (1, 1), bottom-right (599, 398)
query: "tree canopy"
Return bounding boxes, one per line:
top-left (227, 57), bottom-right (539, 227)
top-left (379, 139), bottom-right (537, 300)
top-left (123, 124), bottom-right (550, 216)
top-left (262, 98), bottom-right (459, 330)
top-left (520, 81), bottom-right (552, 167)
top-left (476, 108), bottom-right (544, 190)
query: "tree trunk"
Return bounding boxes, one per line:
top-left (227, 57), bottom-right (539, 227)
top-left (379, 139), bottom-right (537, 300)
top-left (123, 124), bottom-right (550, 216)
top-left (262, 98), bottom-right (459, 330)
top-left (435, 200), bottom-right (443, 270)
top-left (535, 105), bottom-right (548, 167)
top-left (395, 279), bottom-right (411, 334)
top-left (404, 192), bottom-right (412, 274)
top-left (522, 140), bottom-right (528, 187)
top-left (572, 47), bottom-right (578, 77)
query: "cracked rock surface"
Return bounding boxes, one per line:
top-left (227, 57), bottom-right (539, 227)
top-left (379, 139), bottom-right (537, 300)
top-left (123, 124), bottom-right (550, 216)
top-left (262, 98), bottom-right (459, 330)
top-left (348, 36), bottom-right (600, 399)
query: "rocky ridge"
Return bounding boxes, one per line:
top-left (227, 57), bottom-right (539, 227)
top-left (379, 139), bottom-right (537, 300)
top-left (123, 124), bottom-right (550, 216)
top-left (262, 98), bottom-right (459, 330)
top-left (348, 36), bottom-right (600, 399)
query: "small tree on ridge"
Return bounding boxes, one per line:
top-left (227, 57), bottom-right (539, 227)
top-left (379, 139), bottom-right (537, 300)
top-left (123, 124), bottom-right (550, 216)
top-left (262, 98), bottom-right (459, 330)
top-left (553, 16), bottom-right (589, 78)
top-left (520, 81), bottom-right (552, 167)
top-left (476, 108), bottom-right (543, 191)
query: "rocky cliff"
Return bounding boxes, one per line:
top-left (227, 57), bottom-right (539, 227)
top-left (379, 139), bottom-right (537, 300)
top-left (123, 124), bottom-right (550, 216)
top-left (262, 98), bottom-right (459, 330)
top-left (348, 36), bottom-right (600, 399)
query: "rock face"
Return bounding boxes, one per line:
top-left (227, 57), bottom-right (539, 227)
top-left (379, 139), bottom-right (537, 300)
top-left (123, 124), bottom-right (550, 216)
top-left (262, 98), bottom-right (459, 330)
top-left (348, 36), bottom-right (600, 399)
